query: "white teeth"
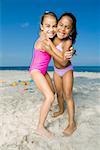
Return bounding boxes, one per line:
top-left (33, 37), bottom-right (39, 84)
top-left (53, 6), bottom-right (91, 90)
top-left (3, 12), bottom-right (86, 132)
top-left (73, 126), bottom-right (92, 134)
top-left (59, 32), bottom-right (65, 36)
top-left (48, 33), bottom-right (54, 37)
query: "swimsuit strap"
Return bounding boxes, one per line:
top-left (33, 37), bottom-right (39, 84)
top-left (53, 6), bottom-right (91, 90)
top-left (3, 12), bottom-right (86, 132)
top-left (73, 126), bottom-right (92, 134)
top-left (56, 42), bottom-right (64, 52)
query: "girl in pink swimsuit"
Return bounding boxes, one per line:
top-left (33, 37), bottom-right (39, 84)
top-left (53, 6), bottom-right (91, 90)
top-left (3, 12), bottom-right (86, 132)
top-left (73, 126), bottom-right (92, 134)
top-left (29, 12), bottom-right (58, 138)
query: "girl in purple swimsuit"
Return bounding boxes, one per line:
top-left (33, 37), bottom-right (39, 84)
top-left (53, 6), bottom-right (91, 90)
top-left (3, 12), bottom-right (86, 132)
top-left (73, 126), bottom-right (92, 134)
top-left (44, 12), bottom-right (77, 136)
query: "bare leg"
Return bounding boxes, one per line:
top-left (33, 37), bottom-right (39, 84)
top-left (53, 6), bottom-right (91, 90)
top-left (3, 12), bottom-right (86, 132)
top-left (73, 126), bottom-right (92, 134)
top-left (45, 72), bottom-right (55, 94)
top-left (52, 72), bottom-right (64, 117)
top-left (62, 70), bottom-right (76, 136)
top-left (45, 72), bottom-right (55, 111)
top-left (31, 70), bottom-right (54, 138)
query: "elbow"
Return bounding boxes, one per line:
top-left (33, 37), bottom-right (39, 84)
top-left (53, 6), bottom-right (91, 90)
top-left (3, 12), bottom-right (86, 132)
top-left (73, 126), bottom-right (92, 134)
top-left (62, 63), bottom-right (67, 67)
top-left (60, 61), bottom-right (67, 67)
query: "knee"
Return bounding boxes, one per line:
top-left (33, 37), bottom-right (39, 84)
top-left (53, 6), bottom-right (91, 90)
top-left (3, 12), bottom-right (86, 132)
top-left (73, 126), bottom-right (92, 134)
top-left (46, 92), bottom-right (55, 104)
top-left (64, 91), bottom-right (72, 100)
top-left (57, 91), bottom-right (63, 98)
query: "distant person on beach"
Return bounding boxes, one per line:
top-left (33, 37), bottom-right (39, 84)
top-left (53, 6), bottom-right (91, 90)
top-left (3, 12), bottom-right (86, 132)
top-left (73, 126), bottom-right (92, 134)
top-left (29, 12), bottom-right (74, 138)
top-left (42, 12), bottom-right (77, 136)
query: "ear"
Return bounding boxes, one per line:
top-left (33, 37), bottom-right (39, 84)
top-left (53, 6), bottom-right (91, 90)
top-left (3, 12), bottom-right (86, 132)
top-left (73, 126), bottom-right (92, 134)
top-left (40, 24), bottom-right (43, 31)
top-left (69, 30), bottom-right (74, 40)
top-left (70, 29), bottom-right (74, 35)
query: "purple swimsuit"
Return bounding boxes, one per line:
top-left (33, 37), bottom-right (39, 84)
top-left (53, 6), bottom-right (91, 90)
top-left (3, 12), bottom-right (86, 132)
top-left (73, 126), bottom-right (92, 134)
top-left (54, 42), bottom-right (73, 77)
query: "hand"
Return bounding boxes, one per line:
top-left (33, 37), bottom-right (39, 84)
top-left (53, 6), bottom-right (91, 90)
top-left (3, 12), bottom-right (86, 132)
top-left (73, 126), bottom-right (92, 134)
top-left (64, 47), bottom-right (76, 60)
top-left (64, 51), bottom-right (72, 60)
top-left (70, 47), bottom-right (77, 56)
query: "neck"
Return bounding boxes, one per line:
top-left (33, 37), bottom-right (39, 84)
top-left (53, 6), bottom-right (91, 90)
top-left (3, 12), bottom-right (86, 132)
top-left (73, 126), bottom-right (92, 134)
top-left (55, 36), bottom-right (63, 43)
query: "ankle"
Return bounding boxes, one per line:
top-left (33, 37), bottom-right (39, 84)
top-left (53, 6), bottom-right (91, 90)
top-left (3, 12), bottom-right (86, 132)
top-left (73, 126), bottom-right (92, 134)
top-left (69, 120), bottom-right (76, 126)
top-left (37, 125), bottom-right (45, 129)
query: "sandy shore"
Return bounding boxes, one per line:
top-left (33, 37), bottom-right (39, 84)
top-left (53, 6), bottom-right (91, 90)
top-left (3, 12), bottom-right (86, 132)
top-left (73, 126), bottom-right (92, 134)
top-left (0, 70), bottom-right (100, 150)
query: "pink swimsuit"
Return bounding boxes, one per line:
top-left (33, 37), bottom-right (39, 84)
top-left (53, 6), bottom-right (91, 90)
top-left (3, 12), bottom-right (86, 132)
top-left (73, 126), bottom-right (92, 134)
top-left (54, 42), bottom-right (73, 77)
top-left (29, 48), bottom-right (51, 75)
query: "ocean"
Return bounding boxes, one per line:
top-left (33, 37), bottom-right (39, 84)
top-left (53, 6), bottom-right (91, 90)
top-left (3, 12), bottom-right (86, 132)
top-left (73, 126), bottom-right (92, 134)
top-left (0, 66), bottom-right (100, 72)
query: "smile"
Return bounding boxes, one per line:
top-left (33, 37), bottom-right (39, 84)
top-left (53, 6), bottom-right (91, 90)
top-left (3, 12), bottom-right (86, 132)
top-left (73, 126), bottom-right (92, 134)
top-left (58, 32), bottom-right (65, 36)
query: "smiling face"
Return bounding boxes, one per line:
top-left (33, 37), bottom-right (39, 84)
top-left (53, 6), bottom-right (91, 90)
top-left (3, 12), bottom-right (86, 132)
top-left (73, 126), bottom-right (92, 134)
top-left (57, 16), bottom-right (73, 39)
top-left (41, 15), bottom-right (57, 39)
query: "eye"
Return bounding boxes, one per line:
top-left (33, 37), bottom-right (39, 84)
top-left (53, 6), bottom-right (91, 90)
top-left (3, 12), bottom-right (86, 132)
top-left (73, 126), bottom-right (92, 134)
top-left (59, 23), bottom-right (63, 26)
top-left (66, 25), bottom-right (72, 29)
top-left (46, 24), bottom-right (50, 27)
top-left (66, 26), bottom-right (70, 29)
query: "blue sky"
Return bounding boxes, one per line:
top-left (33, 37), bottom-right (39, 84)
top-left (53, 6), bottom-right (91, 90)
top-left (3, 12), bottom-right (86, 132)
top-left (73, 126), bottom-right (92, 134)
top-left (1, 0), bottom-right (100, 66)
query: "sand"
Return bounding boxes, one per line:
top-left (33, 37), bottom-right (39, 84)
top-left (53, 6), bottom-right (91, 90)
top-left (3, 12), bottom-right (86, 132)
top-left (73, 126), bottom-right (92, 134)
top-left (0, 70), bottom-right (100, 150)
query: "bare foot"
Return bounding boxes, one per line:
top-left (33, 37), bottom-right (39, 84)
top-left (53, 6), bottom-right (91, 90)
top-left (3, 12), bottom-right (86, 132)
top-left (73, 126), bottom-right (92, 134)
top-left (34, 127), bottom-right (54, 138)
top-left (63, 122), bottom-right (77, 136)
top-left (52, 110), bottom-right (64, 118)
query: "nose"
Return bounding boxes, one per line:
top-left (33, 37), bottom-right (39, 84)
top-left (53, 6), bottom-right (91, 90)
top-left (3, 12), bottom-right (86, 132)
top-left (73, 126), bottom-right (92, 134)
top-left (61, 26), bottom-right (65, 32)
top-left (50, 27), bottom-right (53, 31)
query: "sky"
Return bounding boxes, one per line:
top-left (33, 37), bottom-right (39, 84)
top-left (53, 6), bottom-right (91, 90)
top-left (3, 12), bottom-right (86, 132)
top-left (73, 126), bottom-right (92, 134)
top-left (1, 0), bottom-right (100, 66)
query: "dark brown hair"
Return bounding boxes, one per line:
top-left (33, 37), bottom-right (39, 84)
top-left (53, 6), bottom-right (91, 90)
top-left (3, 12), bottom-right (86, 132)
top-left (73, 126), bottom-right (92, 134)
top-left (59, 12), bottom-right (77, 44)
top-left (41, 11), bottom-right (58, 25)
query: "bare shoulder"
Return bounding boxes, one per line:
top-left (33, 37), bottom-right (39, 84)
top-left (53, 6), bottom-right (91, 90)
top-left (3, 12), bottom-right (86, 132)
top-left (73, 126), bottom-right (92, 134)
top-left (34, 38), bottom-right (43, 49)
top-left (64, 39), bottom-right (72, 47)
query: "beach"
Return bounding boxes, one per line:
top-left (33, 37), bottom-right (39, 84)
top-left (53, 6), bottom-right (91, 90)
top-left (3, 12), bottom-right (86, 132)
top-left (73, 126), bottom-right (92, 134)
top-left (0, 70), bottom-right (100, 150)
